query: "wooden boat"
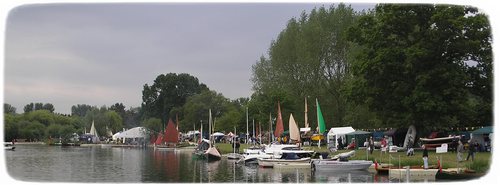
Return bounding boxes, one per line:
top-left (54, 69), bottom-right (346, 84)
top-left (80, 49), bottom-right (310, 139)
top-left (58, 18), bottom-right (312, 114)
top-left (389, 168), bottom-right (439, 180)
top-left (205, 146), bottom-right (221, 161)
top-left (226, 153), bottom-right (242, 160)
top-left (435, 169), bottom-right (483, 181)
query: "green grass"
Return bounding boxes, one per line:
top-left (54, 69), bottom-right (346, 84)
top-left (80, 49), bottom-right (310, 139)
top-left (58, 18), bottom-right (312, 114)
top-left (214, 143), bottom-right (491, 173)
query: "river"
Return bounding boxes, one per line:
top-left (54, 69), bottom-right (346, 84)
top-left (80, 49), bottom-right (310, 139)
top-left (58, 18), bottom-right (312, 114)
top-left (5, 144), bottom-right (434, 183)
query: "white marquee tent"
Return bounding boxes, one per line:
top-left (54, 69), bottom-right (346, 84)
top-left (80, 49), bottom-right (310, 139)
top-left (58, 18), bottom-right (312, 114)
top-left (115, 127), bottom-right (148, 139)
top-left (327, 127), bottom-right (355, 148)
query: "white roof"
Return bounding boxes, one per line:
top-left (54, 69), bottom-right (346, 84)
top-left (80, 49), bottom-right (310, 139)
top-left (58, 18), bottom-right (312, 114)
top-left (327, 127), bottom-right (355, 136)
top-left (300, 127), bottom-right (311, 132)
top-left (212, 132), bottom-right (225, 136)
top-left (115, 127), bottom-right (147, 138)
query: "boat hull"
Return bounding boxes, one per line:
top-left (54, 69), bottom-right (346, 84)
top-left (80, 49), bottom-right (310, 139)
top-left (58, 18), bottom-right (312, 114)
top-left (258, 157), bottom-right (311, 168)
top-left (311, 160), bottom-right (373, 171)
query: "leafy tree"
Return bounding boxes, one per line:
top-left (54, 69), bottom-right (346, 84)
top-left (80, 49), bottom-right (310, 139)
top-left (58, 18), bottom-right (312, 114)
top-left (142, 118), bottom-right (162, 134)
top-left (347, 4), bottom-right (492, 130)
top-left (104, 111), bottom-right (123, 134)
top-left (71, 104), bottom-right (93, 117)
top-left (46, 124), bottom-right (62, 138)
top-left (4, 114), bottom-right (19, 141)
top-left (181, 90), bottom-right (230, 132)
top-left (142, 73), bottom-right (208, 123)
top-left (124, 107), bottom-right (141, 128)
top-left (251, 4), bottom-right (359, 128)
top-left (19, 121), bottom-right (46, 141)
top-left (26, 110), bottom-right (55, 126)
top-left (24, 103), bottom-right (34, 113)
top-left (42, 103), bottom-right (55, 113)
top-left (109, 103), bottom-right (126, 119)
top-left (4, 103), bottom-right (17, 114)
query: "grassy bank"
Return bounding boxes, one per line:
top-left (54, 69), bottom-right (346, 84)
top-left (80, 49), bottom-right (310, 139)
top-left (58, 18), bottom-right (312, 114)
top-left (214, 143), bottom-right (491, 173)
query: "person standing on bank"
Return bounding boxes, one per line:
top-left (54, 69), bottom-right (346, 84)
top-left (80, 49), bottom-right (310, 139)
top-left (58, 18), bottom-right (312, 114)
top-left (466, 141), bottom-right (476, 161)
top-left (422, 145), bottom-right (429, 169)
top-left (457, 140), bottom-right (464, 162)
top-left (369, 137), bottom-right (374, 154)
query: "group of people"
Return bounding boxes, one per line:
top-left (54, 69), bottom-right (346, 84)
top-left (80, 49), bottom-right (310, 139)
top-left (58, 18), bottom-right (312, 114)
top-left (457, 140), bottom-right (479, 162)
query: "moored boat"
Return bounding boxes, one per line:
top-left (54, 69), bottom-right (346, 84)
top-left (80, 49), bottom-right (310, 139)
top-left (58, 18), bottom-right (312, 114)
top-left (5, 143), bottom-right (15, 151)
top-left (257, 152), bottom-right (311, 168)
top-left (311, 159), bottom-right (373, 171)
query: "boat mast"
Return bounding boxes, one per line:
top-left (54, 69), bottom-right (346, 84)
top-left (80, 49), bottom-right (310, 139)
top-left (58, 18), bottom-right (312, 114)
top-left (246, 107), bottom-right (249, 144)
top-left (209, 109), bottom-right (212, 148)
top-left (269, 112), bottom-right (272, 144)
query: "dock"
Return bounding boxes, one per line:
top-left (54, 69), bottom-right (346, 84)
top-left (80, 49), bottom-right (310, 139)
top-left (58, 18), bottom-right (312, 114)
top-left (389, 168), bottom-right (438, 181)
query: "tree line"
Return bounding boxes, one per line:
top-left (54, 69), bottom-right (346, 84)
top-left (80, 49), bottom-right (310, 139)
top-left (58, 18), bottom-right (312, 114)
top-left (251, 4), bottom-right (492, 135)
top-left (4, 4), bottom-right (492, 142)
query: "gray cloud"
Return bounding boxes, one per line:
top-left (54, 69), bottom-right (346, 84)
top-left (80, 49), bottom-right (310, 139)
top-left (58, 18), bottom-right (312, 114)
top-left (5, 3), bottom-right (374, 114)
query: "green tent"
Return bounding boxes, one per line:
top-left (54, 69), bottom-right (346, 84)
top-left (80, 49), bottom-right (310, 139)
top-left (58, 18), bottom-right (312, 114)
top-left (346, 130), bottom-right (371, 148)
top-left (472, 126), bottom-right (493, 134)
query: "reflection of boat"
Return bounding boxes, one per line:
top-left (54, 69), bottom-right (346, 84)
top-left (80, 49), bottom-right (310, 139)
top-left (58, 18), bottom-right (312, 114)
top-left (389, 168), bottom-right (438, 181)
top-left (313, 169), bottom-right (373, 183)
top-left (312, 151), bottom-right (372, 171)
top-left (435, 170), bottom-right (483, 181)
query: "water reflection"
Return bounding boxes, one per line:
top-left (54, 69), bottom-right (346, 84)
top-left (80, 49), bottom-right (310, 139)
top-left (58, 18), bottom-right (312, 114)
top-left (6, 145), bottom-right (427, 183)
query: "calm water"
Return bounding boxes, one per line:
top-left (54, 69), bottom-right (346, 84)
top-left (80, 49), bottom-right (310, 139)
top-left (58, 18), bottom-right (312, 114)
top-left (5, 144), bottom-right (425, 183)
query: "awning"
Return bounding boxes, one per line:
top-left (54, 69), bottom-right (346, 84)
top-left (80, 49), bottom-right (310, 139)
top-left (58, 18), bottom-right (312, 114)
top-left (472, 126), bottom-right (493, 134)
top-left (115, 127), bottom-right (148, 138)
top-left (327, 127), bottom-right (355, 136)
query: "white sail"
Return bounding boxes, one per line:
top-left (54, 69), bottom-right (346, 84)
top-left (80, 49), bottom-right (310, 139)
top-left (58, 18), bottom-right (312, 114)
top-left (289, 114), bottom-right (300, 142)
top-left (90, 120), bottom-right (99, 138)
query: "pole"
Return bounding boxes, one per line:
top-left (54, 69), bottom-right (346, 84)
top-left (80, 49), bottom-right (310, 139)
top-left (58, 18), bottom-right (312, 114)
top-left (269, 112), bottom-right (272, 144)
top-left (246, 107), bottom-right (249, 144)
top-left (252, 119), bottom-right (255, 144)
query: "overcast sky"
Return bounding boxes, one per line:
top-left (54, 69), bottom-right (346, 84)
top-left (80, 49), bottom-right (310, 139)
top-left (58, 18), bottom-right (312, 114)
top-left (4, 3), bottom-right (373, 114)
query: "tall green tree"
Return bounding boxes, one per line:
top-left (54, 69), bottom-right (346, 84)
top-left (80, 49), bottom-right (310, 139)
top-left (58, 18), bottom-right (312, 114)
top-left (347, 4), bottom-right (492, 130)
top-left (181, 90), bottom-right (230, 132)
top-left (4, 103), bottom-right (17, 114)
top-left (142, 73), bottom-right (208, 123)
top-left (252, 4), bottom-right (359, 128)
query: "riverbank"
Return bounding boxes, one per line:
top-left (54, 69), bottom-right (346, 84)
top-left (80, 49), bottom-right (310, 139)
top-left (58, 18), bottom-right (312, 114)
top-left (214, 143), bottom-right (491, 173)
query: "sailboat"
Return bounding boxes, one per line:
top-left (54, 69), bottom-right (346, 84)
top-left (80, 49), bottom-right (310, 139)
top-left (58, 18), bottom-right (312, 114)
top-left (227, 126), bottom-right (242, 160)
top-left (204, 109), bottom-right (221, 161)
top-left (89, 120), bottom-right (100, 144)
top-left (155, 118), bottom-right (179, 150)
top-left (312, 99), bottom-right (326, 147)
top-left (257, 113), bottom-right (314, 168)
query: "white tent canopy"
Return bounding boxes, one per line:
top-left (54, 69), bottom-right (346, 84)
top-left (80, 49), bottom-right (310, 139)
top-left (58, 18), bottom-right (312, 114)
top-left (327, 127), bottom-right (355, 147)
top-left (115, 127), bottom-right (148, 139)
top-left (212, 132), bottom-right (225, 137)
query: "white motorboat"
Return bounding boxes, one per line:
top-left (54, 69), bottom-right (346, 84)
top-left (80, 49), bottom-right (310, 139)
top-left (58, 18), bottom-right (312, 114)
top-left (257, 152), bottom-right (311, 168)
top-left (311, 150), bottom-right (372, 171)
top-left (5, 143), bottom-right (15, 151)
top-left (311, 159), bottom-right (373, 171)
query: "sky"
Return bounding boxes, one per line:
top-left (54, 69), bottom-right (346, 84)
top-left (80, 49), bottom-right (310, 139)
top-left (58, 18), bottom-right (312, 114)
top-left (4, 3), bottom-right (375, 114)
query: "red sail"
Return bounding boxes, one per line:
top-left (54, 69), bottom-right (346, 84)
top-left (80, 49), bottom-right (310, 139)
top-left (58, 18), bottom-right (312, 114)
top-left (155, 133), bottom-right (163, 145)
top-left (163, 118), bottom-right (179, 143)
top-left (274, 102), bottom-right (284, 138)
